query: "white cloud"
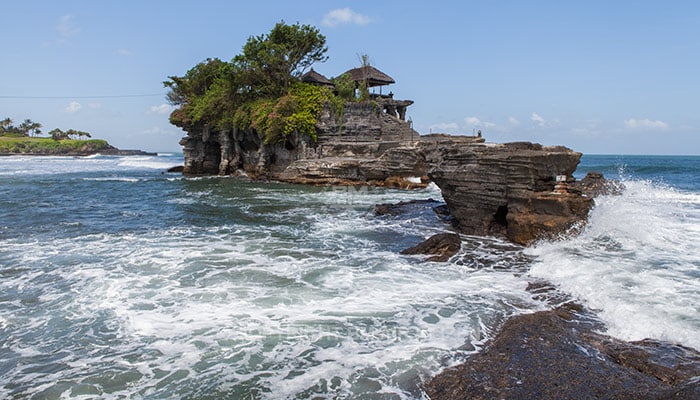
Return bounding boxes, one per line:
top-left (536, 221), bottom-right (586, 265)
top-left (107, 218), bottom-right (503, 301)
top-left (65, 101), bottom-right (82, 113)
top-left (428, 122), bottom-right (460, 133)
top-left (624, 118), bottom-right (669, 130)
top-left (322, 8), bottom-right (372, 27)
top-left (465, 116), bottom-right (481, 126)
top-left (149, 104), bottom-right (174, 115)
top-left (508, 116), bottom-right (520, 125)
top-left (57, 15), bottom-right (80, 39)
top-left (142, 126), bottom-right (180, 137)
top-left (465, 116), bottom-right (496, 128)
top-left (531, 112), bottom-right (546, 127)
top-left (116, 48), bottom-right (132, 56)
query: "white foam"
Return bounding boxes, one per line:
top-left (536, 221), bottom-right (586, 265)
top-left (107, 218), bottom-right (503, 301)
top-left (528, 180), bottom-right (700, 349)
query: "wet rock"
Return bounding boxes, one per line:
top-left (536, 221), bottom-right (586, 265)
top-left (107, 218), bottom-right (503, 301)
top-left (573, 171), bottom-right (625, 197)
top-left (424, 141), bottom-right (595, 245)
top-left (424, 307), bottom-right (700, 400)
top-left (374, 199), bottom-right (442, 216)
top-left (400, 233), bottom-right (461, 262)
top-left (166, 165), bottom-right (184, 173)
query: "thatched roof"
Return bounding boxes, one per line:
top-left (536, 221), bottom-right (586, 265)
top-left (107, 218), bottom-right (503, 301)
top-left (301, 68), bottom-right (334, 86)
top-left (343, 66), bottom-right (395, 87)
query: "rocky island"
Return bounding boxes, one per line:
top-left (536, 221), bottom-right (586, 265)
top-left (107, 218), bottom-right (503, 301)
top-left (165, 22), bottom-right (699, 399)
top-left (176, 73), bottom-right (594, 246)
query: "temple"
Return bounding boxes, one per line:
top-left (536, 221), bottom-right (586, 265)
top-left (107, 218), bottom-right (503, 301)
top-left (301, 65), bottom-right (414, 122)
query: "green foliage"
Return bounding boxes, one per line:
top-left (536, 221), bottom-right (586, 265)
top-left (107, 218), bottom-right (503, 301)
top-left (233, 82), bottom-right (329, 143)
top-left (164, 21), bottom-right (331, 142)
top-left (333, 73), bottom-right (355, 101)
top-left (1, 117), bottom-right (93, 142)
top-left (0, 137), bottom-right (109, 154)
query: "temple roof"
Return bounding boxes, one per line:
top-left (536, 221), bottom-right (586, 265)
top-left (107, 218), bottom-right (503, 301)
top-left (301, 68), bottom-right (334, 86)
top-left (342, 66), bottom-right (395, 87)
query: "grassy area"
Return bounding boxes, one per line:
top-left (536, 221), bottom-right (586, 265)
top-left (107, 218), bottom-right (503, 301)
top-left (0, 136), bottom-right (111, 155)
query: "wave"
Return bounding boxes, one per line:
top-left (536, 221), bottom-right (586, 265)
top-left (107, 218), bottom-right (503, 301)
top-left (117, 156), bottom-right (179, 170)
top-left (528, 179), bottom-right (700, 350)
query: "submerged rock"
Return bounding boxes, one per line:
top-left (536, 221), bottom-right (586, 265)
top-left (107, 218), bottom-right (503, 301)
top-left (400, 233), bottom-right (462, 262)
top-left (424, 306), bottom-right (700, 400)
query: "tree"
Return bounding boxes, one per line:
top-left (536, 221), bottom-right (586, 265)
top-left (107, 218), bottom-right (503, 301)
top-left (29, 121), bottom-right (42, 137)
top-left (357, 53), bottom-right (371, 101)
top-left (66, 129), bottom-right (92, 140)
top-left (236, 21), bottom-right (328, 95)
top-left (49, 128), bottom-right (67, 140)
top-left (164, 21), bottom-right (330, 137)
top-left (0, 118), bottom-right (13, 133)
top-left (18, 119), bottom-right (32, 136)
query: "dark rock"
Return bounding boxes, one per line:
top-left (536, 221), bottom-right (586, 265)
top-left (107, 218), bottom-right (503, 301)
top-left (400, 233), bottom-right (461, 262)
top-left (424, 141), bottom-right (595, 245)
top-left (432, 204), bottom-right (453, 222)
top-left (99, 148), bottom-right (158, 156)
top-left (424, 307), bottom-right (700, 400)
top-left (374, 199), bottom-right (441, 216)
top-left (573, 171), bottom-right (625, 197)
top-left (166, 165), bottom-right (184, 173)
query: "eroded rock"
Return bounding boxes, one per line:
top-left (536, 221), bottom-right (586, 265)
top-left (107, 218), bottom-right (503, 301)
top-left (400, 233), bottom-right (462, 262)
top-left (424, 307), bottom-right (700, 400)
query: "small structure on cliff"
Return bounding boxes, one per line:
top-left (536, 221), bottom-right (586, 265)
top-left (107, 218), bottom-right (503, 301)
top-left (343, 65), bottom-right (395, 91)
top-left (300, 68), bottom-right (334, 87)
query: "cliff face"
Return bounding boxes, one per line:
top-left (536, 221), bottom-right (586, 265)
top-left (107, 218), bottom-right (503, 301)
top-left (178, 100), bottom-right (594, 245)
top-left (423, 140), bottom-right (592, 244)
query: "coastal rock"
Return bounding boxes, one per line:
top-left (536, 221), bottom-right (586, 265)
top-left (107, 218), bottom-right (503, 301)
top-left (400, 233), bottom-right (462, 262)
top-left (374, 199), bottom-right (442, 216)
top-left (424, 141), bottom-right (594, 245)
top-left (424, 306), bottom-right (700, 400)
top-left (573, 171), bottom-right (625, 197)
top-left (166, 165), bottom-right (184, 173)
top-left (179, 100), bottom-right (600, 245)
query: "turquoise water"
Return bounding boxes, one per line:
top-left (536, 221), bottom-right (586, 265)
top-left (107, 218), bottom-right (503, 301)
top-left (0, 153), bottom-right (698, 398)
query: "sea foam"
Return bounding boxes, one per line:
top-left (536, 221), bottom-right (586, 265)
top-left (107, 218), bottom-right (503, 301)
top-left (528, 180), bottom-right (700, 349)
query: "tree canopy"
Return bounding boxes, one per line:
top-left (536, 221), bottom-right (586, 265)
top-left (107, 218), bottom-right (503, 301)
top-left (164, 21), bottom-right (335, 143)
top-left (1, 117), bottom-right (93, 141)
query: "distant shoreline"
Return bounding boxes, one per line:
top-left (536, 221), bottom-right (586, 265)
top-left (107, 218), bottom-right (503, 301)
top-left (0, 136), bottom-right (156, 157)
top-left (0, 149), bottom-right (157, 157)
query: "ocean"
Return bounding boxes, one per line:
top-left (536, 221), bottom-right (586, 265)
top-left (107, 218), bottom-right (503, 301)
top-left (0, 153), bottom-right (698, 399)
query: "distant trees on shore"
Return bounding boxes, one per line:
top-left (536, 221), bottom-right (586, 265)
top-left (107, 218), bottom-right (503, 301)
top-left (0, 117), bottom-right (93, 140)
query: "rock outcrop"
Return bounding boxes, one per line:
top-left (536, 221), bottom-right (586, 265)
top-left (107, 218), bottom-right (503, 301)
top-left (424, 305), bottom-right (700, 400)
top-left (422, 140), bottom-right (593, 245)
top-left (179, 99), bottom-right (597, 245)
top-left (400, 233), bottom-right (462, 262)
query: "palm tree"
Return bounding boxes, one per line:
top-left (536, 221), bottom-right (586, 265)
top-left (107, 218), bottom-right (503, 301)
top-left (0, 117), bottom-right (13, 133)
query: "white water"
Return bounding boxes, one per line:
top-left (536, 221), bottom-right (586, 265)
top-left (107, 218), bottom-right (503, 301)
top-left (0, 155), bottom-right (542, 399)
top-left (2, 155), bottom-right (699, 398)
top-left (529, 180), bottom-right (700, 349)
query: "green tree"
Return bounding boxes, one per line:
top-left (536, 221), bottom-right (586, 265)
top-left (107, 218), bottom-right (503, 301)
top-left (0, 118), bottom-right (13, 133)
top-left (164, 21), bottom-right (329, 134)
top-left (65, 129), bottom-right (92, 139)
top-left (18, 119), bottom-right (33, 136)
top-left (49, 128), bottom-right (67, 140)
top-left (236, 21), bottom-right (328, 96)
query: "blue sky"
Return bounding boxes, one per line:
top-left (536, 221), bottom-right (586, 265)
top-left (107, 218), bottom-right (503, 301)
top-left (2, 1), bottom-right (698, 154)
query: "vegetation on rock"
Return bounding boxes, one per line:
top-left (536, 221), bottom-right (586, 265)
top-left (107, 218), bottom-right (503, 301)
top-left (0, 136), bottom-right (109, 154)
top-left (165, 21), bottom-right (366, 144)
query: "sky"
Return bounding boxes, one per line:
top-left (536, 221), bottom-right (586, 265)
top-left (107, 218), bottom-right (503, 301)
top-left (2, 1), bottom-right (699, 154)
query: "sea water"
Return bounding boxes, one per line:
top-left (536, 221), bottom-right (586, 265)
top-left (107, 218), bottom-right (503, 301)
top-left (0, 153), bottom-right (698, 399)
